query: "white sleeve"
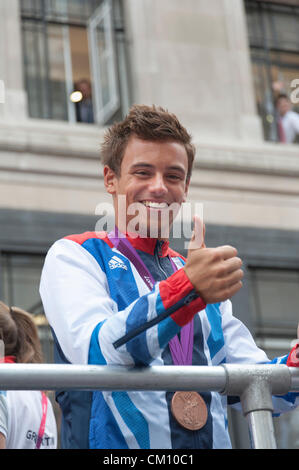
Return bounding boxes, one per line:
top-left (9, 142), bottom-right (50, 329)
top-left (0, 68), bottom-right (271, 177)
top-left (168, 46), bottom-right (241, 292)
top-left (40, 239), bottom-right (117, 365)
top-left (220, 300), bottom-right (269, 364)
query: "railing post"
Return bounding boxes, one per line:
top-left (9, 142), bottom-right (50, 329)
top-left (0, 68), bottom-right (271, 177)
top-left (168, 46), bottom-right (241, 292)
top-left (241, 376), bottom-right (277, 449)
top-left (221, 364), bottom-right (292, 449)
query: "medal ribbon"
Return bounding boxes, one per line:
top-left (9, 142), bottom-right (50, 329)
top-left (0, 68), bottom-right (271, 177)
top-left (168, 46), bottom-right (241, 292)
top-left (108, 228), bottom-right (194, 365)
top-left (35, 392), bottom-right (48, 449)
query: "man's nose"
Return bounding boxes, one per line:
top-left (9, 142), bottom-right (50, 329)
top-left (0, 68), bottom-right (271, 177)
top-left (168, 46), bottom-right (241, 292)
top-left (149, 173), bottom-right (168, 195)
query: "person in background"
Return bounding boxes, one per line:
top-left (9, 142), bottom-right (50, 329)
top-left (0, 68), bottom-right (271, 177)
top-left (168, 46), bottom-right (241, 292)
top-left (0, 301), bottom-right (57, 449)
top-left (74, 79), bottom-right (94, 124)
top-left (275, 93), bottom-right (299, 144)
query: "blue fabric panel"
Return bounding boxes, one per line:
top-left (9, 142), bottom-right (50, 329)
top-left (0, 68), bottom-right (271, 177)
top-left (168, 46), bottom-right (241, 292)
top-left (158, 315), bottom-right (180, 350)
top-left (112, 391), bottom-right (150, 449)
top-left (205, 303), bottom-right (225, 359)
top-left (88, 321), bottom-right (107, 365)
top-left (125, 295), bottom-right (152, 366)
top-left (276, 392), bottom-right (297, 405)
top-left (89, 392), bottom-right (129, 449)
top-left (81, 238), bottom-right (107, 273)
top-left (268, 355), bottom-right (288, 365)
top-left (81, 238), bottom-right (140, 311)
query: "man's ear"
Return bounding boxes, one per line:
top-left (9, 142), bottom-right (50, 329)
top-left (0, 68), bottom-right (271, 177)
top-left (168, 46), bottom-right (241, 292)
top-left (103, 165), bottom-right (118, 195)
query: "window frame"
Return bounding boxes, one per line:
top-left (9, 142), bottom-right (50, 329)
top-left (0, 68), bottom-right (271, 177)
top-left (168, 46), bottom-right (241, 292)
top-left (20, 0), bottom-right (127, 124)
top-left (244, 0), bottom-right (299, 142)
top-left (88, 0), bottom-right (120, 124)
top-left (247, 265), bottom-right (299, 340)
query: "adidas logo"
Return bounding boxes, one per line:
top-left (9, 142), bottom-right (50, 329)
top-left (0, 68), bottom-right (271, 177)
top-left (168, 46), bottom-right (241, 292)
top-left (108, 255), bottom-right (128, 271)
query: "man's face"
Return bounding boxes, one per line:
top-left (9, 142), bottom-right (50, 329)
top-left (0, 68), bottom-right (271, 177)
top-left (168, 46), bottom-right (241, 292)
top-left (104, 136), bottom-right (190, 238)
top-left (78, 81), bottom-right (91, 99)
top-left (277, 97), bottom-right (291, 117)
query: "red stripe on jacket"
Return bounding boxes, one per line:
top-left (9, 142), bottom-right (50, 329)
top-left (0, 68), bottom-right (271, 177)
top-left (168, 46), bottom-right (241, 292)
top-left (64, 231), bottom-right (114, 248)
top-left (159, 269), bottom-right (206, 327)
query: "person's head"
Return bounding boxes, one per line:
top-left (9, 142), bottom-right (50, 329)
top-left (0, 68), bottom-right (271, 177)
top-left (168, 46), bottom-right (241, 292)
top-left (275, 93), bottom-right (292, 117)
top-left (101, 104), bottom-right (195, 182)
top-left (75, 79), bottom-right (92, 100)
top-left (101, 105), bottom-right (196, 238)
top-left (0, 301), bottom-right (43, 363)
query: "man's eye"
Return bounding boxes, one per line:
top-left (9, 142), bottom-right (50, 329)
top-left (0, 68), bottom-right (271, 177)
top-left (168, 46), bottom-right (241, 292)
top-left (135, 171), bottom-right (150, 176)
top-left (167, 174), bottom-right (182, 180)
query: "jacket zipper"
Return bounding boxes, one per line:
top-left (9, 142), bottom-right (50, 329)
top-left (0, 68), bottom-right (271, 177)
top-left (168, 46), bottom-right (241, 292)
top-left (154, 240), bottom-right (168, 279)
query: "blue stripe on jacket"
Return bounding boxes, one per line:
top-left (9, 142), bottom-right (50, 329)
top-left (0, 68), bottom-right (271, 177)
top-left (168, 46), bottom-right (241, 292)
top-left (89, 320), bottom-right (151, 448)
top-left (205, 303), bottom-right (225, 360)
top-left (81, 238), bottom-right (141, 311)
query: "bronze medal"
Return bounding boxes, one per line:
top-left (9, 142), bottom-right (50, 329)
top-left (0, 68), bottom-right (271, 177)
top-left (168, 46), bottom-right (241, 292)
top-left (171, 391), bottom-right (208, 431)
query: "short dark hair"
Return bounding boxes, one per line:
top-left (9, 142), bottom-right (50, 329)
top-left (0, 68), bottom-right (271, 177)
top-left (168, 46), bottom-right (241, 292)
top-left (100, 104), bottom-right (196, 182)
top-left (0, 301), bottom-right (43, 363)
top-left (275, 93), bottom-right (290, 106)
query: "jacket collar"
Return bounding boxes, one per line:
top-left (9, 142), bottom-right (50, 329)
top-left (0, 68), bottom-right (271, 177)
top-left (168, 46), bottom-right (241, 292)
top-left (126, 234), bottom-right (170, 257)
top-left (113, 228), bottom-right (170, 257)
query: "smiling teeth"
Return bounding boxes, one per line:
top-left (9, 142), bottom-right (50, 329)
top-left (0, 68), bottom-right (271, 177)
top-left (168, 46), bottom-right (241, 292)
top-left (143, 201), bottom-right (168, 208)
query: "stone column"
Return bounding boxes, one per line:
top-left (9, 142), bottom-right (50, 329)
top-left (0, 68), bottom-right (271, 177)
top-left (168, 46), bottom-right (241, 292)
top-left (0, 0), bottom-right (28, 121)
top-left (124, 0), bottom-right (263, 142)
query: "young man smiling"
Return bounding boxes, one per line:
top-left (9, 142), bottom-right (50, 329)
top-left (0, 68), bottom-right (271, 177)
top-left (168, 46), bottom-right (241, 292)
top-left (40, 105), bottom-right (299, 449)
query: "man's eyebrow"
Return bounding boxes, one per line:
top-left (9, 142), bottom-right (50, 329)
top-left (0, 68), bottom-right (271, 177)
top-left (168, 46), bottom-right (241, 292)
top-left (166, 166), bottom-right (186, 174)
top-left (130, 163), bottom-right (186, 174)
top-left (130, 163), bottom-right (154, 169)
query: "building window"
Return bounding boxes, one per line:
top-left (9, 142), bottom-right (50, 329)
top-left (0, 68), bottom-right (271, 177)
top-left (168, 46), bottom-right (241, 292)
top-left (20, 0), bottom-right (130, 125)
top-left (249, 267), bottom-right (299, 353)
top-left (244, 0), bottom-right (299, 142)
top-left (1, 252), bottom-right (53, 363)
top-left (249, 265), bottom-right (299, 449)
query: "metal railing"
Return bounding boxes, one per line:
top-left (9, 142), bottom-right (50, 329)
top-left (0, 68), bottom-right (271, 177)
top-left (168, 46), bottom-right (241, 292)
top-left (1, 362), bottom-right (299, 449)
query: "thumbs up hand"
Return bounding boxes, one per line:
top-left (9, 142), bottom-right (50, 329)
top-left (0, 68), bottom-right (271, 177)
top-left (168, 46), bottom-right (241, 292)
top-left (184, 216), bottom-right (243, 304)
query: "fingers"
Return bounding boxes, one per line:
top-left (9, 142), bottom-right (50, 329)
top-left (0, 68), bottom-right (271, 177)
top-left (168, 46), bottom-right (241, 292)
top-left (215, 245), bottom-right (238, 260)
top-left (222, 256), bottom-right (243, 275)
top-left (215, 247), bottom-right (243, 283)
top-left (223, 267), bottom-right (244, 285)
top-left (207, 259), bottom-right (243, 302)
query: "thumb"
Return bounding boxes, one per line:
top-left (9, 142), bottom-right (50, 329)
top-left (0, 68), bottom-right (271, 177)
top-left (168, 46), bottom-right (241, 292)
top-left (188, 215), bottom-right (206, 255)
